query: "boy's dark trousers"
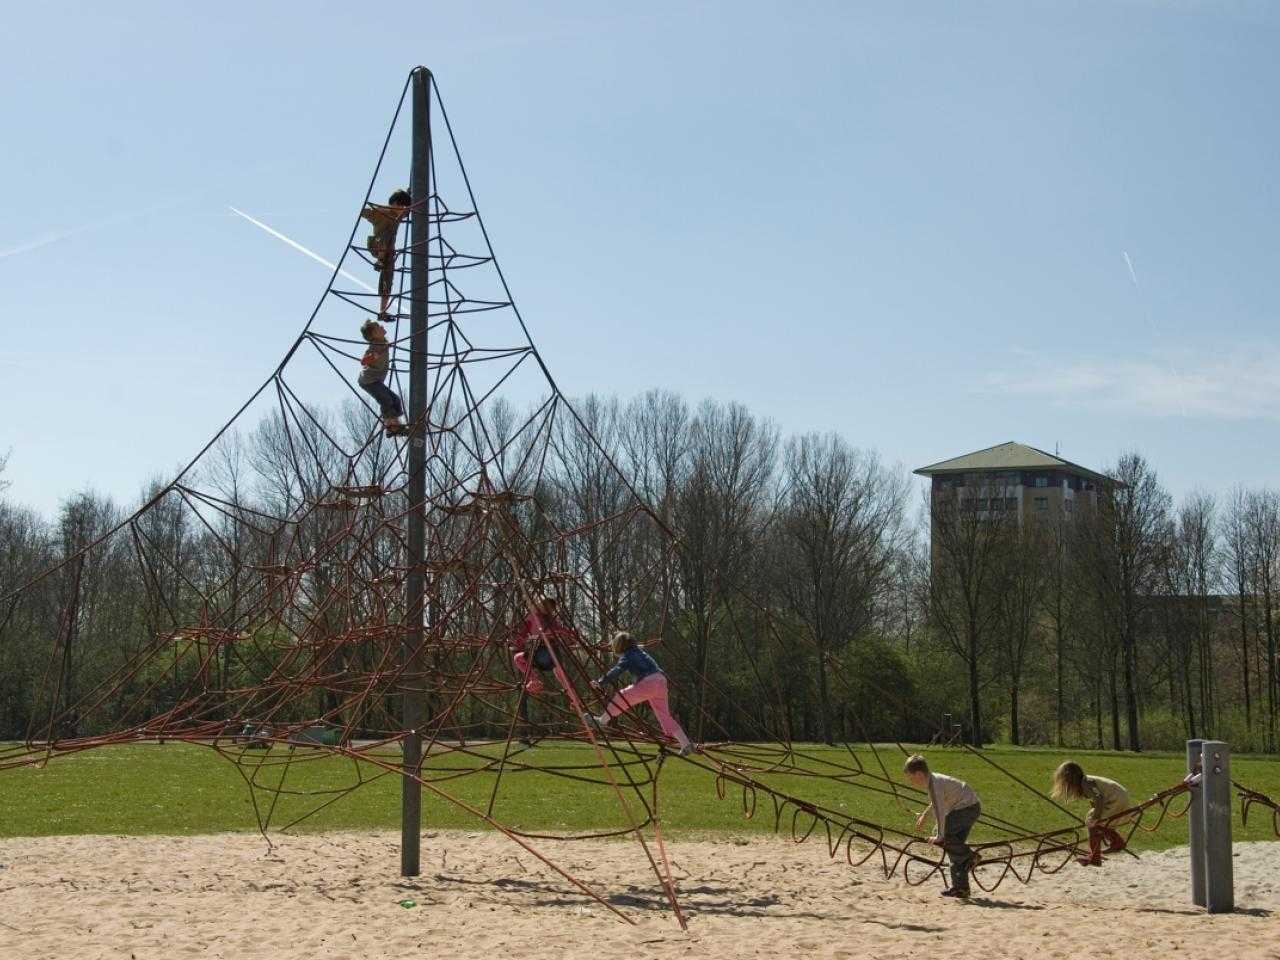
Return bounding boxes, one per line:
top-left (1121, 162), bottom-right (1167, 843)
top-left (360, 379), bottom-right (403, 419)
top-left (378, 254), bottom-right (395, 307)
top-left (943, 802), bottom-right (981, 891)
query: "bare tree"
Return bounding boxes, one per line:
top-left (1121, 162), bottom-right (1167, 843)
top-left (883, 527), bottom-right (926, 654)
top-left (775, 434), bottom-right (909, 743)
top-left (1245, 489), bottom-right (1280, 751)
top-left (673, 400), bottom-right (778, 739)
top-left (1160, 492), bottom-right (1218, 735)
top-left (1042, 509), bottom-right (1082, 746)
top-left (620, 390), bottom-right (691, 521)
top-left (1092, 453), bottom-right (1170, 752)
top-left (0, 498), bottom-right (53, 738)
top-left (924, 478), bottom-right (1017, 745)
top-left (998, 519), bottom-right (1049, 745)
top-left (51, 491), bottom-right (127, 735)
top-left (551, 395), bottom-right (636, 635)
top-left (1221, 487), bottom-right (1257, 733)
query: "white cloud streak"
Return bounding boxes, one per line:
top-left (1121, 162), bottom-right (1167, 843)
top-left (0, 201), bottom-right (183, 262)
top-left (985, 346), bottom-right (1280, 422)
top-left (229, 206), bottom-right (374, 293)
top-left (0, 231), bottom-right (92, 261)
top-left (1122, 250), bottom-right (1139, 289)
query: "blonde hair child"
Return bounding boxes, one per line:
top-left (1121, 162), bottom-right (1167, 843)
top-left (588, 632), bottom-right (695, 757)
top-left (1052, 760), bottom-right (1131, 866)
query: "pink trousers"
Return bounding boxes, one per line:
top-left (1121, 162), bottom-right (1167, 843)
top-left (512, 651), bottom-right (541, 694)
top-left (604, 673), bottom-right (691, 748)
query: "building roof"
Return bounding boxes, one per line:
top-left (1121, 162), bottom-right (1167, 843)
top-left (913, 441), bottom-right (1110, 482)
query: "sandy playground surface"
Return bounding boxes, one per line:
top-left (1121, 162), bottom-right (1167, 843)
top-left (0, 831), bottom-right (1276, 960)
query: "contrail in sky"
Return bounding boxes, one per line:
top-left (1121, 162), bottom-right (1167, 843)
top-left (1122, 249), bottom-right (1187, 418)
top-left (0, 201), bottom-right (181, 262)
top-left (0, 226), bottom-right (104, 261)
top-left (1121, 250), bottom-right (1153, 335)
top-left (229, 206), bottom-right (374, 292)
top-left (1122, 250), bottom-right (1139, 289)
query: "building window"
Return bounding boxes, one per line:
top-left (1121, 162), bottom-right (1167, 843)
top-left (1034, 497), bottom-right (1048, 511)
top-left (1034, 476), bottom-right (1048, 488)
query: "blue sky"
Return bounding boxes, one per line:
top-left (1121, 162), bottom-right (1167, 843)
top-left (1, 1), bottom-right (1277, 515)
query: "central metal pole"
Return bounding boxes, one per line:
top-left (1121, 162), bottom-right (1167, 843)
top-left (1200, 740), bottom-right (1234, 914)
top-left (1186, 738), bottom-right (1205, 907)
top-left (401, 66), bottom-right (432, 878)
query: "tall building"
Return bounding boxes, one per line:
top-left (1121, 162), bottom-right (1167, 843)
top-left (914, 441), bottom-right (1112, 526)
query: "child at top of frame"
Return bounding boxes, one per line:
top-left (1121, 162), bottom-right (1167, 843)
top-left (360, 189), bottom-right (412, 315)
top-left (357, 318), bottom-right (408, 438)
top-left (587, 632), bottom-right (695, 757)
top-left (1051, 760), bottom-right (1131, 866)
top-left (511, 595), bottom-right (577, 696)
top-left (903, 754), bottom-right (981, 899)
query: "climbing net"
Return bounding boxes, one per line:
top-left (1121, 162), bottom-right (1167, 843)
top-left (0, 68), bottom-right (1211, 926)
top-left (1237, 782), bottom-right (1280, 838)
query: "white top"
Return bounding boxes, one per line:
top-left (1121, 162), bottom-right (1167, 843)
top-left (924, 772), bottom-right (980, 833)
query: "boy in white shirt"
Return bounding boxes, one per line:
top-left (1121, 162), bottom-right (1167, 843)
top-left (904, 754), bottom-right (981, 898)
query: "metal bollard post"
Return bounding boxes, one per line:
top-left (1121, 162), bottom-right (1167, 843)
top-left (1186, 739), bottom-right (1205, 908)
top-left (1200, 741), bottom-right (1234, 914)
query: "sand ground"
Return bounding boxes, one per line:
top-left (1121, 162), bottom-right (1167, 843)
top-left (0, 831), bottom-right (1276, 960)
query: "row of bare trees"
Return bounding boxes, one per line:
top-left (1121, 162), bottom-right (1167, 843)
top-left (926, 453), bottom-right (1280, 752)
top-left (2, 399), bottom-right (1279, 751)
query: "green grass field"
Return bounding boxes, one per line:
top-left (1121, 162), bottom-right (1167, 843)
top-left (2, 740), bottom-right (1277, 850)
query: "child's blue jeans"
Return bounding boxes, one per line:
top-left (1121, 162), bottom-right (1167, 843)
top-left (360, 379), bottom-right (403, 419)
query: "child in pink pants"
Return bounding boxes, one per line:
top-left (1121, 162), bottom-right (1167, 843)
top-left (589, 632), bottom-right (695, 756)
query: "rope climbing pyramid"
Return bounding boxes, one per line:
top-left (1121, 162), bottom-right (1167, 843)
top-left (0, 67), bottom-right (1229, 928)
top-left (0, 67), bottom-right (779, 925)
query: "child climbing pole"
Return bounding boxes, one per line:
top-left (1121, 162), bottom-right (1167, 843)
top-left (903, 754), bottom-right (981, 899)
top-left (512, 595), bottom-right (577, 694)
top-left (511, 594), bottom-right (579, 744)
top-left (357, 318), bottom-right (408, 437)
top-left (588, 632), bottom-right (695, 756)
top-left (360, 188), bottom-right (412, 316)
